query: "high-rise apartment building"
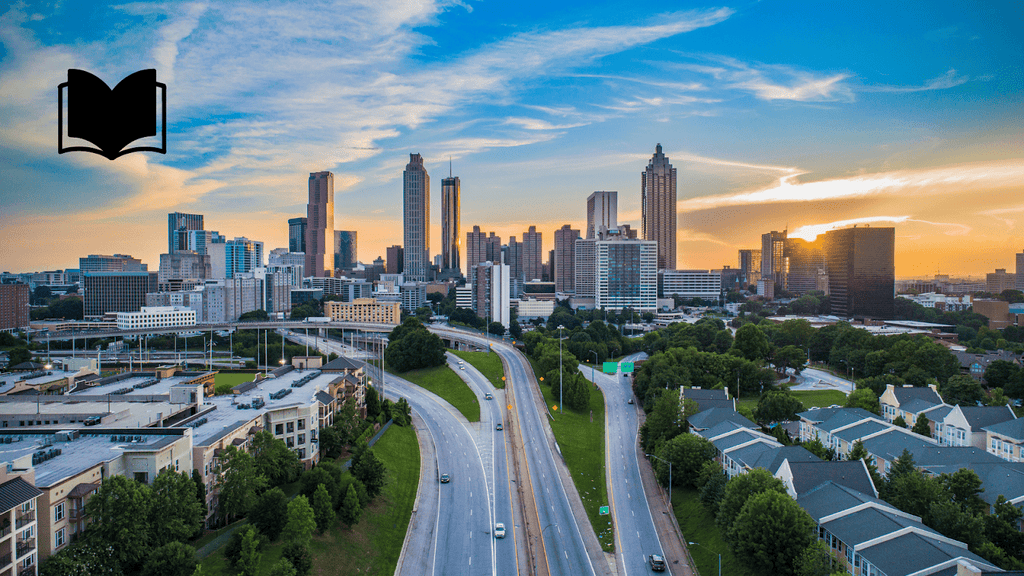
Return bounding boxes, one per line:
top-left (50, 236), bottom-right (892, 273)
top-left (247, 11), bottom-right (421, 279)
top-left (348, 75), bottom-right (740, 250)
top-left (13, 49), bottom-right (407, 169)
top-left (554, 224), bottom-right (580, 293)
top-left (306, 171), bottom-right (335, 277)
top-left (168, 212), bottom-right (203, 253)
top-left (595, 238), bottom-right (658, 312)
top-left (784, 237), bottom-right (825, 295)
top-left (441, 175), bottom-right (460, 272)
top-left (824, 226), bottom-right (895, 319)
top-left (79, 254), bottom-right (147, 272)
top-left (83, 271), bottom-right (158, 317)
top-left (761, 231), bottom-right (787, 291)
top-left (1017, 251), bottom-right (1024, 291)
top-left (0, 283), bottom-right (29, 332)
top-left (289, 217), bottom-right (307, 254)
top-left (386, 246), bottom-right (404, 275)
top-left (574, 238), bottom-right (596, 298)
top-left (505, 237), bottom-right (523, 297)
top-left (586, 191), bottom-right (618, 239)
top-left (987, 269), bottom-right (1016, 294)
top-left (335, 231), bottom-right (357, 271)
top-left (466, 226), bottom-right (502, 271)
top-left (471, 260), bottom-right (511, 328)
top-left (184, 230), bottom-right (224, 255)
top-left (738, 249), bottom-right (762, 288)
top-left (523, 226), bottom-right (543, 283)
top-left (641, 144), bottom-right (676, 269)
top-left (158, 252), bottom-right (211, 292)
top-left (225, 237), bottom-right (264, 279)
top-left (403, 154), bottom-right (430, 281)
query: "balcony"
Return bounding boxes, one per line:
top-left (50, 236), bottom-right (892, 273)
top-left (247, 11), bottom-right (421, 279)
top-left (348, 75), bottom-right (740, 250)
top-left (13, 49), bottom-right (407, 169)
top-left (69, 508), bottom-right (85, 522)
top-left (18, 566), bottom-right (34, 576)
top-left (0, 552), bottom-right (10, 569)
top-left (0, 523), bottom-right (10, 538)
top-left (15, 538), bottom-right (33, 559)
top-left (13, 512), bottom-right (32, 530)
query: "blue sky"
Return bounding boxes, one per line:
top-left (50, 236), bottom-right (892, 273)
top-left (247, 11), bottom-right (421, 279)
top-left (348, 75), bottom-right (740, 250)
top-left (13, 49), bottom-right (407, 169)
top-left (1, 0), bottom-right (1022, 276)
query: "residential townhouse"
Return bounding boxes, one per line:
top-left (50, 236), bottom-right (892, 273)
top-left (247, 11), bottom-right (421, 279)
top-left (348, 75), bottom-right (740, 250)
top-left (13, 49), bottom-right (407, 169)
top-left (984, 418), bottom-right (1024, 463)
top-left (940, 405), bottom-right (1016, 449)
top-left (952, 350), bottom-right (1021, 381)
top-left (777, 459), bottom-right (877, 499)
top-left (879, 383), bottom-right (942, 424)
top-left (680, 386), bottom-right (734, 414)
top-left (0, 477), bottom-right (41, 576)
top-left (686, 406), bottom-right (756, 435)
top-left (696, 420), bottom-right (781, 478)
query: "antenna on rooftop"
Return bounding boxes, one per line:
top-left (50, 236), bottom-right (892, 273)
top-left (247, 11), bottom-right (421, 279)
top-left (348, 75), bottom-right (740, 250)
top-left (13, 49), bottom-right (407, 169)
top-left (449, 156), bottom-right (452, 178)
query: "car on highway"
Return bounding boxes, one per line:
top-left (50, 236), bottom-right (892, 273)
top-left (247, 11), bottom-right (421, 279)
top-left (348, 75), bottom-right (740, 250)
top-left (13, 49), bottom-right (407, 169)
top-left (460, 365), bottom-right (465, 370)
top-left (485, 392), bottom-right (493, 400)
top-left (494, 523), bottom-right (505, 538)
top-left (495, 422), bottom-right (503, 431)
top-left (649, 554), bottom-right (666, 572)
top-left (627, 398), bottom-right (634, 404)
top-left (440, 473), bottom-right (451, 483)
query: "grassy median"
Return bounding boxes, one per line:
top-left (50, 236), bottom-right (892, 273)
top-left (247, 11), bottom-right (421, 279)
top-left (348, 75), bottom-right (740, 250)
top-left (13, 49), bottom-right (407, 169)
top-left (672, 488), bottom-right (746, 575)
top-left (393, 364), bottom-right (481, 422)
top-left (451, 350), bottom-right (506, 389)
top-left (736, 388), bottom-right (847, 414)
top-left (529, 360), bottom-right (613, 552)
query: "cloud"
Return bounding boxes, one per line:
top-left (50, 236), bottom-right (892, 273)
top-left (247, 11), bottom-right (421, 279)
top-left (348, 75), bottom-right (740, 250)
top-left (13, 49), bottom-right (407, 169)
top-left (863, 69), bottom-right (968, 93)
top-left (662, 55), bottom-right (854, 102)
top-left (503, 117), bottom-right (589, 131)
top-left (789, 216), bottom-right (970, 242)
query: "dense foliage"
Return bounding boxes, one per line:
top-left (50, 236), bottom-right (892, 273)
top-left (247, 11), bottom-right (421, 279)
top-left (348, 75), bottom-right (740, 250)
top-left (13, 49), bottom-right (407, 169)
top-left (385, 318), bottom-right (447, 372)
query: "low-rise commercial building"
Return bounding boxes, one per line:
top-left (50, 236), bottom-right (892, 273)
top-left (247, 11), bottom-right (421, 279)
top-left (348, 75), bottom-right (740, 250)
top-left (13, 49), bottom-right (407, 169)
top-left (324, 298), bottom-right (401, 325)
top-left (116, 306), bottom-right (197, 330)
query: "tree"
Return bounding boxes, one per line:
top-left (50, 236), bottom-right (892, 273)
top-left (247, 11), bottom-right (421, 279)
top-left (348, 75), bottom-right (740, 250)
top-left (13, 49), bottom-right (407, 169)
top-left (251, 431), bottom-right (301, 487)
top-left (773, 345), bottom-right (808, 375)
top-left (312, 483), bottom-right (335, 534)
top-left (365, 385), bottom-right (381, 420)
top-left (249, 487), bottom-right (289, 541)
top-left (509, 321), bottom-right (523, 339)
top-left (282, 495), bottom-right (316, 546)
top-left (236, 526), bottom-right (262, 576)
top-left (845, 388), bottom-right (880, 415)
top-left (639, 391), bottom-right (685, 453)
top-left (562, 372), bottom-right (591, 411)
top-left (7, 347), bottom-right (31, 367)
top-left (984, 360), bottom-right (1020, 389)
top-left (985, 496), bottom-right (1024, 561)
top-left (149, 470), bottom-right (203, 546)
top-left (283, 542), bottom-right (313, 576)
top-left (717, 469), bottom-right (787, 541)
top-left (191, 469), bottom-right (207, 521)
top-left (928, 500), bottom-right (985, 548)
top-left (697, 460), bottom-right (728, 514)
top-left (912, 413), bottom-right (932, 437)
top-left (794, 541), bottom-right (838, 576)
top-left (84, 475), bottom-right (152, 572)
top-left (339, 483), bottom-right (362, 527)
top-left (654, 433), bottom-right (717, 489)
top-left (217, 447), bottom-right (268, 521)
top-left (141, 542), bottom-right (197, 576)
top-left (730, 490), bottom-right (816, 576)
top-left (39, 541), bottom-right (123, 576)
top-left (941, 375), bottom-right (986, 406)
top-left (300, 464), bottom-right (342, 507)
top-left (939, 468), bottom-right (987, 516)
top-left (731, 324), bottom-right (770, 363)
top-left (893, 415), bottom-right (907, 428)
top-left (238, 309), bottom-right (269, 321)
top-left (800, 438), bottom-right (835, 461)
top-left (269, 559), bottom-right (298, 576)
top-left (753, 391), bottom-right (804, 424)
top-left (352, 447), bottom-right (388, 499)
top-left (386, 319), bottom-right (447, 371)
top-left (488, 321), bottom-right (506, 336)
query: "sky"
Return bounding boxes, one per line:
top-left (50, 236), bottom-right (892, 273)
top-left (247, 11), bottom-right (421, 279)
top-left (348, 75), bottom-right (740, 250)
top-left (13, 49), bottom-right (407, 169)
top-left (0, 0), bottom-right (1022, 278)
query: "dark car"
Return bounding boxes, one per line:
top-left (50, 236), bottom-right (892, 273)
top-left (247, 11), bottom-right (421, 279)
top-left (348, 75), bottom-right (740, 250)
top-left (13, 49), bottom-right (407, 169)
top-left (649, 554), bottom-right (666, 572)
top-left (440, 473), bottom-right (451, 483)
top-left (627, 398), bottom-right (634, 404)
top-left (83, 415), bottom-right (102, 426)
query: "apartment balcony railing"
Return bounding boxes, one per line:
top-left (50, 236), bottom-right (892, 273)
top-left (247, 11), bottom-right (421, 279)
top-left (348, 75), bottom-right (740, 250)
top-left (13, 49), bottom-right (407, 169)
top-left (15, 538), bottom-right (33, 559)
top-left (18, 565), bottom-right (34, 576)
top-left (0, 552), bottom-right (11, 569)
top-left (13, 512), bottom-right (33, 530)
top-left (0, 524), bottom-right (10, 538)
top-left (69, 508), bottom-right (85, 522)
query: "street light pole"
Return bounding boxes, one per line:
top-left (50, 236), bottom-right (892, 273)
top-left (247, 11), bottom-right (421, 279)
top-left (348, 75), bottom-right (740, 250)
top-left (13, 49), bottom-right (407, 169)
top-left (558, 324), bottom-right (565, 414)
top-left (687, 541), bottom-right (721, 576)
top-left (646, 452), bottom-right (673, 503)
top-left (591, 350), bottom-right (598, 382)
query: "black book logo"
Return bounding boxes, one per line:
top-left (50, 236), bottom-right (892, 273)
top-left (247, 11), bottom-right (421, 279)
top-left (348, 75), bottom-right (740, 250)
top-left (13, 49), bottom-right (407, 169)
top-left (58, 69), bottom-right (167, 160)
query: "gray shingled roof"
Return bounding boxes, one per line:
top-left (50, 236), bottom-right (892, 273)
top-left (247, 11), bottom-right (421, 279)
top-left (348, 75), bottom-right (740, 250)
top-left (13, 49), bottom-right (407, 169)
top-left (711, 429), bottom-right (766, 452)
top-left (698, 420), bottom-right (754, 441)
top-left (315, 391), bottom-right (336, 406)
top-left (984, 417), bottom-right (1024, 441)
top-left (797, 481), bottom-right (889, 522)
top-left (861, 429), bottom-right (935, 462)
top-left (859, 531), bottom-right (999, 576)
top-left (690, 398), bottom-right (735, 414)
top-left (0, 477), bottom-right (41, 514)
top-left (891, 385), bottom-right (942, 407)
top-left (682, 387), bottom-right (729, 400)
top-left (751, 445), bottom-right (820, 475)
top-left (688, 407), bottom-right (755, 432)
top-left (797, 406), bottom-right (846, 424)
top-left (823, 506), bottom-right (937, 548)
top-left (923, 404), bottom-right (954, 421)
top-left (321, 356), bottom-right (362, 372)
top-left (833, 420), bottom-right (890, 444)
top-left (726, 441), bottom-right (780, 469)
top-left (788, 460), bottom-right (876, 497)
top-left (901, 397), bottom-right (941, 415)
top-left (958, 405), bottom-right (1016, 430)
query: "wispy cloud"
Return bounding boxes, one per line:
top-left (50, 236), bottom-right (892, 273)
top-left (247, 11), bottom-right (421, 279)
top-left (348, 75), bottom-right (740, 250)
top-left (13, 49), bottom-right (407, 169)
top-left (503, 117), bottom-right (589, 130)
top-left (863, 68), bottom-right (968, 93)
top-left (662, 55), bottom-right (854, 102)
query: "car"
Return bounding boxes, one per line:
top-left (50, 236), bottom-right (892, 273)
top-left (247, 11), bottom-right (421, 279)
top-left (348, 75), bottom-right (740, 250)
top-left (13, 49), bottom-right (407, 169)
top-left (83, 415), bottom-right (102, 426)
top-left (495, 423), bottom-right (503, 431)
top-left (460, 365), bottom-right (465, 370)
top-left (627, 398), bottom-right (634, 405)
top-left (494, 523), bottom-right (505, 538)
top-left (440, 473), bottom-right (451, 483)
top-left (485, 393), bottom-right (493, 400)
top-left (649, 554), bottom-right (666, 572)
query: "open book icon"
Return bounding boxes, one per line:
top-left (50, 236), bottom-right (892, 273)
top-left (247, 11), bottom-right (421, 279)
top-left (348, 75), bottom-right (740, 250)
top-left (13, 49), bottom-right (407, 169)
top-left (58, 69), bottom-right (167, 160)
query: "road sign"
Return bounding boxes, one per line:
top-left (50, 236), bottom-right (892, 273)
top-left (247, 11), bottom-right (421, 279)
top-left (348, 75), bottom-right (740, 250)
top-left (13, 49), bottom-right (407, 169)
top-left (507, 404), bottom-right (512, 410)
top-left (620, 362), bottom-right (635, 373)
top-left (599, 506), bottom-right (609, 515)
top-left (602, 362), bottom-right (617, 374)
top-left (552, 405), bottom-right (558, 411)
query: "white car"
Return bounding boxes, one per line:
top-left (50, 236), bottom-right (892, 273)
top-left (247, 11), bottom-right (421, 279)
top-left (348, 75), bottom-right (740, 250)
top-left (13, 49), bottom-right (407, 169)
top-left (494, 523), bottom-right (505, 538)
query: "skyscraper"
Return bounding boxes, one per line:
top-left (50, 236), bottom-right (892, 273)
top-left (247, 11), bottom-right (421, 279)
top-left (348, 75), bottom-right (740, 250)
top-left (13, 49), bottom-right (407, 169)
top-left (289, 217), bottom-right (307, 253)
top-left (306, 172), bottom-right (334, 277)
top-left (738, 249), bottom-right (762, 287)
top-left (168, 212), bottom-right (203, 253)
top-left (761, 230), bottom-right (787, 291)
top-left (79, 254), bottom-right (147, 272)
top-left (335, 230), bottom-right (357, 271)
top-left (554, 224), bottom-right (580, 293)
top-left (225, 237), bottom-right (264, 279)
top-left (824, 226), bottom-right (895, 319)
top-left (441, 174), bottom-right (461, 272)
top-left (386, 245), bottom-right (404, 274)
top-left (586, 191), bottom-right (618, 239)
top-left (784, 237), bottom-right (825, 294)
top-left (505, 237), bottom-right (523, 296)
top-left (595, 238), bottom-right (658, 312)
top-left (523, 226), bottom-right (543, 283)
top-left (403, 154), bottom-right (430, 281)
top-left (1016, 250), bottom-right (1024, 290)
top-left (466, 226), bottom-right (502, 271)
top-left (641, 144), bottom-right (677, 270)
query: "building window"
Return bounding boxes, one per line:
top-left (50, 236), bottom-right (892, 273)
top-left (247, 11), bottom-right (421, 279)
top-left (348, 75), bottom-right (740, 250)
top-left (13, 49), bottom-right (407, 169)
top-left (298, 419), bottom-right (305, 431)
top-left (286, 437), bottom-right (294, 448)
top-left (54, 502), bottom-right (64, 522)
top-left (55, 527), bottom-right (65, 547)
top-left (298, 434), bottom-right (305, 445)
top-left (286, 422), bottom-right (294, 433)
top-left (134, 472), bottom-right (149, 484)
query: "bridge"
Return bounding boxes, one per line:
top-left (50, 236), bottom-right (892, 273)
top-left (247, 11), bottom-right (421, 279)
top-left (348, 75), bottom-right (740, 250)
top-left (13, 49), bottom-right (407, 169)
top-left (33, 320), bottom-right (397, 342)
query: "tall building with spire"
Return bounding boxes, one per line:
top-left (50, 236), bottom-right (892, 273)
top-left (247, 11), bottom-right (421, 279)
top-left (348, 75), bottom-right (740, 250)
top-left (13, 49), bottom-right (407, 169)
top-left (403, 154), bottom-right (430, 281)
top-left (305, 171), bottom-right (334, 277)
top-left (641, 144), bottom-right (677, 270)
top-left (441, 167), bottom-right (461, 273)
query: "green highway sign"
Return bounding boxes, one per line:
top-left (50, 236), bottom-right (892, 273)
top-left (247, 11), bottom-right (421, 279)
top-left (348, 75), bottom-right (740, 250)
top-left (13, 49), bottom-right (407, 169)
top-left (620, 362), bottom-right (635, 373)
top-left (599, 506), bottom-right (610, 515)
top-left (602, 362), bottom-right (618, 374)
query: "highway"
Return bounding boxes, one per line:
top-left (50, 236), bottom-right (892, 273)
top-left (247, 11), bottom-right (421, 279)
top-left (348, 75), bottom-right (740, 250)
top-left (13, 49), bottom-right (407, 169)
top-left (788, 366), bottom-right (855, 395)
top-left (286, 331), bottom-right (516, 575)
top-left (581, 356), bottom-right (667, 575)
top-left (430, 327), bottom-right (604, 576)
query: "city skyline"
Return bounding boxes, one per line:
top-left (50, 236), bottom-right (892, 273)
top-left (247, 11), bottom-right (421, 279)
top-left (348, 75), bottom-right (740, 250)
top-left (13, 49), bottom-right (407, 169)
top-left (0, 2), bottom-right (1021, 276)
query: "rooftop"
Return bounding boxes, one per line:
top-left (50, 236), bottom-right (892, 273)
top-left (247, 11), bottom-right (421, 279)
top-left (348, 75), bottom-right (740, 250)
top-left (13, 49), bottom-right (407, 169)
top-left (787, 460), bottom-right (876, 498)
top-left (983, 417), bottom-right (1024, 441)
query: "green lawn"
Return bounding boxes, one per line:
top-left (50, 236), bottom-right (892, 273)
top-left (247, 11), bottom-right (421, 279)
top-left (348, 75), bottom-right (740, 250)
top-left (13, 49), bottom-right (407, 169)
top-left (199, 423), bottom-right (420, 575)
top-left (451, 350), bottom-right (506, 389)
top-left (213, 372), bottom-right (259, 395)
top-left (393, 364), bottom-right (481, 422)
top-left (529, 360), bottom-right (613, 552)
top-left (671, 488), bottom-right (746, 576)
top-left (736, 388), bottom-right (848, 414)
